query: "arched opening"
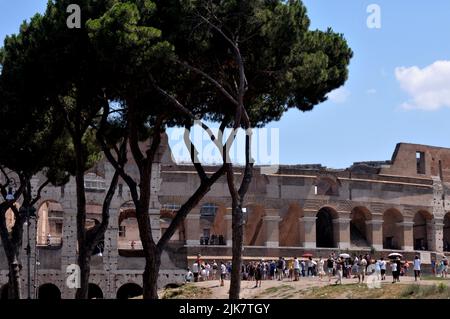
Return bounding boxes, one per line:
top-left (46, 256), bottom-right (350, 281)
top-left (244, 204), bottom-right (265, 246)
top-left (413, 210), bottom-right (432, 251)
top-left (118, 202), bottom-right (141, 251)
top-left (279, 204), bottom-right (303, 247)
top-left (350, 207), bottom-right (371, 247)
top-left (199, 203), bottom-right (218, 245)
top-left (444, 213), bottom-right (450, 252)
top-left (316, 207), bottom-right (338, 248)
top-left (36, 201), bottom-right (63, 247)
top-left (160, 203), bottom-right (184, 242)
top-left (383, 208), bottom-right (404, 250)
top-left (38, 283), bottom-right (61, 300)
top-left (0, 283), bottom-right (9, 300)
top-left (116, 283), bottom-right (143, 299)
top-left (88, 283), bottom-right (103, 299)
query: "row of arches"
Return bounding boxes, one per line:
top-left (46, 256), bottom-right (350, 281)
top-left (0, 282), bottom-right (142, 299)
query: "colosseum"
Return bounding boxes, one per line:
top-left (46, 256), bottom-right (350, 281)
top-left (1, 140), bottom-right (450, 298)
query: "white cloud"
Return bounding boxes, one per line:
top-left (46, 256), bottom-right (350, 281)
top-left (327, 87), bottom-right (350, 104)
top-left (366, 88), bottom-right (377, 94)
top-left (395, 60), bottom-right (450, 111)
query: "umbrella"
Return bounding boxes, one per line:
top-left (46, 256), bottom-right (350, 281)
top-left (302, 253), bottom-right (313, 258)
top-left (388, 253), bottom-right (403, 259)
top-left (339, 253), bottom-right (350, 259)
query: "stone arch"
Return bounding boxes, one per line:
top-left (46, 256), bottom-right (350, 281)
top-left (316, 206), bottom-right (338, 248)
top-left (350, 206), bottom-right (372, 247)
top-left (118, 202), bottom-right (140, 251)
top-left (88, 283), bottom-right (103, 299)
top-left (279, 203), bottom-right (303, 247)
top-left (116, 282), bottom-right (143, 299)
top-left (383, 208), bottom-right (404, 250)
top-left (0, 283), bottom-right (8, 300)
top-left (444, 212), bottom-right (450, 252)
top-left (38, 283), bottom-right (61, 299)
top-left (36, 200), bottom-right (63, 247)
top-left (199, 202), bottom-right (221, 244)
top-left (413, 210), bottom-right (433, 251)
top-left (244, 203), bottom-right (266, 246)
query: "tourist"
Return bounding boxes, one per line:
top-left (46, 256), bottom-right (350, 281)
top-left (192, 260), bottom-right (199, 282)
top-left (269, 260), bottom-right (276, 280)
top-left (205, 262), bottom-right (211, 280)
top-left (220, 262), bottom-right (227, 286)
top-left (375, 258), bottom-right (381, 281)
top-left (293, 257), bottom-right (300, 281)
top-left (318, 257), bottom-right (325, 280)
top-left (413, 255), bottom-right (421, 281)
top-left (391, 259), bottom-right (398, 283)
top-left (358, 255), bottom-right (367, 284)
top-left (301, 259), bottom-right (306, 277)
top-left (212, 260), bottom-right (218, 280)
top-left (307, 257), bottom-right (314, 277)
top-left (442, 257), bottom-right (448, 278)
top-left (327, 255), bottom-right (334, 282)
top-left (380, 257), bottom-right (386, 280)
top-left (47, 233), bottom-right (52, 246)
top-left (185, 268), bottom-right (193, 283)
top-left (254, 261), bottom-right (263, 288)
top-left (335, 257), bottom-right (343, 285)
top-left (277, 257), bottom-right (284, 281)
top-left (395, 258), bottom-right (402, 282)
top-left (130, 240), bottom-right (135, 249)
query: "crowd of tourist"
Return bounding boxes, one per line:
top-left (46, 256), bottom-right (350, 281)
top-left (185, 253), bottom-right (449, 287)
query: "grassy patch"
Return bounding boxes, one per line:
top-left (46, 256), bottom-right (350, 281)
top-left (400, 283), bottom-right (450, 299)
top-left (161, 284), bottom-right (212, 299)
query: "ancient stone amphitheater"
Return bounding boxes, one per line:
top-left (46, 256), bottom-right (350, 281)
top-left (1, 142), bottom-right (450, 298)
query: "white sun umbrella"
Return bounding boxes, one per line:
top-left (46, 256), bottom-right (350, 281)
top-left (388, 253), bottom-right (403, 259)
top-left (339, 253), bottom-right (351, 259)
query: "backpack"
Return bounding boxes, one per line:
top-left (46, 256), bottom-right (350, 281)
top-left (444, 259), bottom-right (448, 266)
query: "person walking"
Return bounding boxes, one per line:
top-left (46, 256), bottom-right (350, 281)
top-left (318, 257), bottom-right (325, 281)
top-left (327, 255), bottom-right (334, 282)
top-left (255, 262), bottom-right (263, 288)
top-left (413, 255), bottom-right (421, 281)
top-left (380, 257), bottom-right (386, 280)
top-left (335, 257), bottom-right (343, 285)
top-left (220, 262), bottom-right (227, 286)
top-left (391, 259), bottom-right (398, 283)
top-left (293, 257), bottom-right (300, 281)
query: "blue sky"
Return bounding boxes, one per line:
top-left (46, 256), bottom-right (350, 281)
top-left (2, 1), bottom-right (450, 168)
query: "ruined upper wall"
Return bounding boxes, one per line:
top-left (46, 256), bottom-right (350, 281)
top-left (380, 143), bottom-right (450, 180)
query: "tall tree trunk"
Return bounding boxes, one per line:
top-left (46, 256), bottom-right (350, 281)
top-left (75, 249), bottom-right (91, 299)
top-left (7, 255), bottom-right (22, 299)
top-left (74, 133), bottom-right (88, 299)
top-left (229, 199), bottom-right (243, 299)
top-left (143, 246), bottom-right (161, 299)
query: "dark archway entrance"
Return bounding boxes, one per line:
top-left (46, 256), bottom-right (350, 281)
top-left (38, 283), bottom-right (61, 299)
top-left (413, 210), bottom-right (432, 251)
top-left (350, 207), bottom-right (371, 247)
top-left (117, 283), bottom-right (143, 299)
top-left (444, 213), bottom-right (450, 252)
top-left (383, 209), bottom-right (403, 250)
top-left (316, 207), bottom-right (338, 248)
top-left (88, 283), bottom-right (103, 299)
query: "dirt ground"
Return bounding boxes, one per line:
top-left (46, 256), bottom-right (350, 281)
top-left (162, 274), bottom-right (450, 299)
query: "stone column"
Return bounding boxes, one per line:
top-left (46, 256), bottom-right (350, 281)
top-left (333, 217), bottom-right (351, 249)
top-left (430, 218), bottom-right (444, 252)
top-left (224, 208), bottom-right (233, 246)
top-left (263, 209), bottom-right (281, 247)
top-left (367, 218), bottom-right (383, 251)
top-left (60, 205), bottom-right (77, 299)
top-left (185, 213), bottom-right (200, 246)
top-left (398, 221), bottom-right (414, 251)
top-left (300, 210), bottom-right (317, 248)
